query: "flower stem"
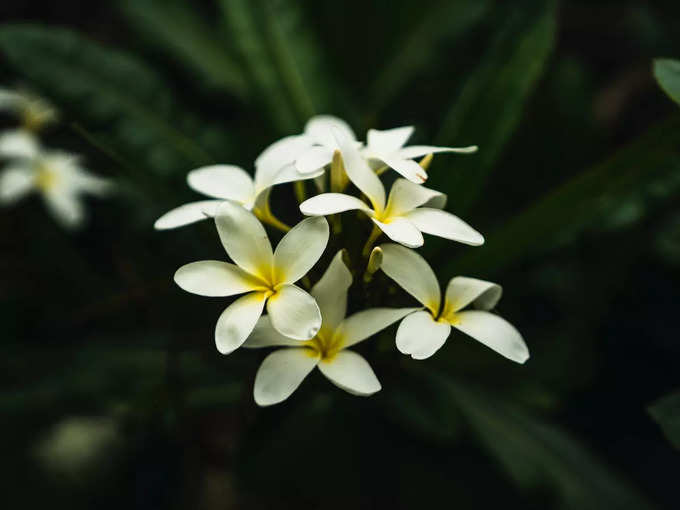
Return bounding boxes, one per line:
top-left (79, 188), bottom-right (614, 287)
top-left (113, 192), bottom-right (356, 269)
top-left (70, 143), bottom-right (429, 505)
top-left (294, 181), bottom-right (307, 203)
top-left (362, 225), bottom-right (382, 258)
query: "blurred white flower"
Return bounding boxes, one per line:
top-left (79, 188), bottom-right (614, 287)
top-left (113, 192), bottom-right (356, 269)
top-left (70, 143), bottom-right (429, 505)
top-left (245, 251), bottom-right (417, 406)
top-left (362, 126), bottom-right (477, 183)
top-left (291, 115), bottom-right (361, 174)
top-left (379, 243), bottom-right (529, 362)
top-left (299, 130), bottom-right (483, 248)
top-left (174, 200), bottom-right (329, 353)
top-left (0, 139), bottom-right (113, 229)
top-left (0, 87), bottom-right (58, 131)
top-left (154, 142), bottom-right (323, 231)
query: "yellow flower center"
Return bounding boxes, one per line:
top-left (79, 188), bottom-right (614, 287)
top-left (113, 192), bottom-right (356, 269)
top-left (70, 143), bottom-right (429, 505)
top-left (34, 165), bottom-right (58, 192)
top-left (303, 329), bottom-right (343, 361)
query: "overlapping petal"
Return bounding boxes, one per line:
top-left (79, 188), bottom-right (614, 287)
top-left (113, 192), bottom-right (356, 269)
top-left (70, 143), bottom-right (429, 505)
top-left (187, 165), bottom-right (254, 202)
top-left (372, 217), bottom-right (423, 248)
top-left (384, 179), bottom-right (444, 217)
top-left (154, 200), bottom-right (223, 230)
top-left (300, 193), bottom-right (372, 216)
top-left (174, 260), bottom-right (265, 297)
top-left (267, 284), bottom-right (321, 340)
top-left (397, 144), bottom-right (478, 159)
top-left (273, 216), bottom-right (329, 284)
top-left (379, 243), bottom-right (441, 314)
top-left (337, 307), bottom-right (419, 349)
top-left (311, 251), bottom-right (352, 334)
top-left (443, 277), bottom-right (502, 315)
top-left (215, 200), bottom-right (274, 280)
top-left (318, 350), bottom-right (381, 396)
top-left (254, 348), bottom-right (319, 406)
top-left (215, 292), bottom-right (267, 354)
top-left (0, 166), bottom-right (34, 204)
top-left (453, 311), bottom-right (529, 363)
top-left (403, 208), bottom-right (484, 246)
top-left (367, 126), bottom-right (413, 154)
top-left (244, 316), bottom-right (305, 348)
top-left (396, 310), bottom-right (451, 360)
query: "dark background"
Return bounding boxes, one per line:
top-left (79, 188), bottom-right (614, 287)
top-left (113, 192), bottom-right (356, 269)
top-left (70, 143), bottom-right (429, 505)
top-left (1, 1), bottom-right (679, 508)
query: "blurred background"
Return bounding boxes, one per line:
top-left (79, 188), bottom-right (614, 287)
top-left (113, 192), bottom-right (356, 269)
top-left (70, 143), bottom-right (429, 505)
top-left (1, 0), bottom-right (679, 508)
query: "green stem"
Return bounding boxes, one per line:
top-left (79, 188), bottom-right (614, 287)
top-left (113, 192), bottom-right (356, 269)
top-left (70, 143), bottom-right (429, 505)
top-left (362, 225), bottom-right (382, 257)
top-left (294, 181), bottom-right (307, 203)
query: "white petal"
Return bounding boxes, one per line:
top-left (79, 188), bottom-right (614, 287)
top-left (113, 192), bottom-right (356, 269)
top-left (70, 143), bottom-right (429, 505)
top-left (295, 146), bottom-right (333, 174)
top-left (334, 129), bottom-right (386, 212)
top-left (0, 166), bottom-right (34, 204)
top-left (255, 134), bottom-right (313, 178)
top-left (187, 165), bottom-right (254, 202)
top-left (266, 163), bottom-right (324, 189)
top-left (214, 200), bottom-right (274, 281)
top-left (367, 126), bottom-right (414, 154)
top-left (382, 156), bottom-right (429, 183)
top-left (0, 129), bottom-right (40, 159)
top-left (254, 348), bottom-right (319, 406)
top-left (305, 115), bottom-right (355, 148)
top-left (444, 276), bottom-right (502, 315)
top-left (153, 200), bottom-right (223, 230)
top-left (273, 216), bottom-right (329, 284)
top-left (424, 193), bottom-right (447, 210)
top-left (403, 208), bottom-right (484, 246)
top-left (243, 316), bottom-right (305, 348)
top-left (0, 88), bottom-right (22, 111)
top-left (73, 171), bottom-right (114, 196)
top-left (396, 310), bottom-right (451, 360)
top-left (372, 217), bottom-right (423, 248)
top-left (397, 145), bottom-right (478, 159)
top-left (300, 193), bottom-right (372, 216)
top-left (44, 191), bottom-right (84, 229)
top-left (311, 250), bottom-right (352, 333)
top-left (384, 179), bottom-right (444, 217)
top-left (379, 243), bottom-right (440, 313)
top-left (215, 291), bottom-right (267, 354)
top-left (318, 350), bottom-right (381, 396)
top-left (174, 260), bottom-right (264, 297)
top-left (267, 284), bottom-right (321, 340)
top-left (453, 311), bottom-right (529, 364)
top-left (337, 307), bottom-right (420, 349)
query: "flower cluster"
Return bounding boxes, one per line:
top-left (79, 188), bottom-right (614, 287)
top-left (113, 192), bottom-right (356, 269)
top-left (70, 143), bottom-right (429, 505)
top-left (0, 88), bottom-right (112, 228)
top-left (161, 116), bottom-right (529, 406)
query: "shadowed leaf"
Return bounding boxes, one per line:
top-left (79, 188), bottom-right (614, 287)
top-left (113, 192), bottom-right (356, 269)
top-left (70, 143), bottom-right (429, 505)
top-left (654, 58), bottom-right (680, 106)
top-left (648, 390), bottom-right (680, 450)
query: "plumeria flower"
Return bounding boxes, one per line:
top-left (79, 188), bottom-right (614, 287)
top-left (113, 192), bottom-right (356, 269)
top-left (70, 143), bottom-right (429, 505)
top-left (0, 129), bottom-right (40, 160)
top-left (244, 251), bottom-right (418, 406)
top-left (299, 130), bottom-right (483, 248)
top-left (174, 200), bottom-right (329, 354)
top-left (264, 115), bottom-right (359, 175)
top-left (379, 243), bottom-right (529, 362)
top-left (362, 126), bottom-right (477, 183)
top-left (0, 87), bottom-right (58, 131)
top-left (0, 141), bottom-right (113, 229)
top-left (154, 142), bottom-right (323, 230)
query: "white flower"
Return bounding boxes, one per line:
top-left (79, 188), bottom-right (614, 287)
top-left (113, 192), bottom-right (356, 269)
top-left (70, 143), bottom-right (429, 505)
top-left (379, 243), bottom-right (529, 362)
top-left (299, 130), bottom-right (483, 248)
top-left (362, 126), bottom-right (477, 183)
top-left (174, 200), bottom-right (329, 354)
top-left (0, 140), bottom-right (113, 229)
top-left (0, 87), bottom-right (57, 130)
top-left (244, 251), bottom-right (418, 406)
top-left (292, 115), bottom-right (359, 175)
top-left (154, 140), bottom-right (324, 230)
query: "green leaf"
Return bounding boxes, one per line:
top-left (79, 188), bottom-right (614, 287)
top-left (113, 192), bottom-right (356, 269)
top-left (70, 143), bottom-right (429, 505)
top-left (119, 0), bottom-right (249, 99)
top-left (219, 0), bottom-right (335, 132)
top-left (432, 0), bottom-right (557, 212)
top-left (648, 389), bottom-right (680, 449)
top-left (447, 115), bottom-right (680, 276)
top-left (0, 24), bottom-right (214, 176)
top-left (654, 58), bottom-right (680, 106)
top-left (430, 372), bottom-right (657, 509)
top-left (369, 0), bottom-right (490, 112)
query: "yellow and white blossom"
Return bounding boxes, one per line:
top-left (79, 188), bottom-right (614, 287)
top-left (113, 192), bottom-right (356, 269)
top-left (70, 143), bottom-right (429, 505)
top-left (379, 243), bottom-right (529, 363)
top-left (362, 126), bottom-right (477, 183)
top-left (244, 251), bottom-right (418, 406)
top-left (154, 139), bottom-right (324, 230)
top-left (0, 142), bottom-right (113, 229)
top-left (299, 130), bottom-right (483, 248)
top-left (174, 200), bottom-right (329, 354)
top-left (0, 87), bottom-right (58, 131)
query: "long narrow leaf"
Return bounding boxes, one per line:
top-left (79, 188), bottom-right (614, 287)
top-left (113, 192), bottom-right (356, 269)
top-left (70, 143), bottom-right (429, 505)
top-left (433, 0), bottom-right (557, 212)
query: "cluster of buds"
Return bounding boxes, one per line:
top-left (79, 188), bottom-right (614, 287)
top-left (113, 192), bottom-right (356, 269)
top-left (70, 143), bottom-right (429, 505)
top-left (158, 116), bottom-right (529, 406)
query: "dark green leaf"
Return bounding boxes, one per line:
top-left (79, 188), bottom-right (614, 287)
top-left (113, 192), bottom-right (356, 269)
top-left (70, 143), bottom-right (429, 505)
top-left (0, 24), bottom-right (214, 176)
top-left (430, 372), bottom-right (657, 509)
top-left (119, 0), bottom-right (249, 99)
top-left (654, 58), bottom-right (680, 106)
top-left (432, 0), bottom-right (557, 212)
top-left (447, 115), bottom-right (680, 275)
top-left (648, 390), bottom-right (680, 450)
